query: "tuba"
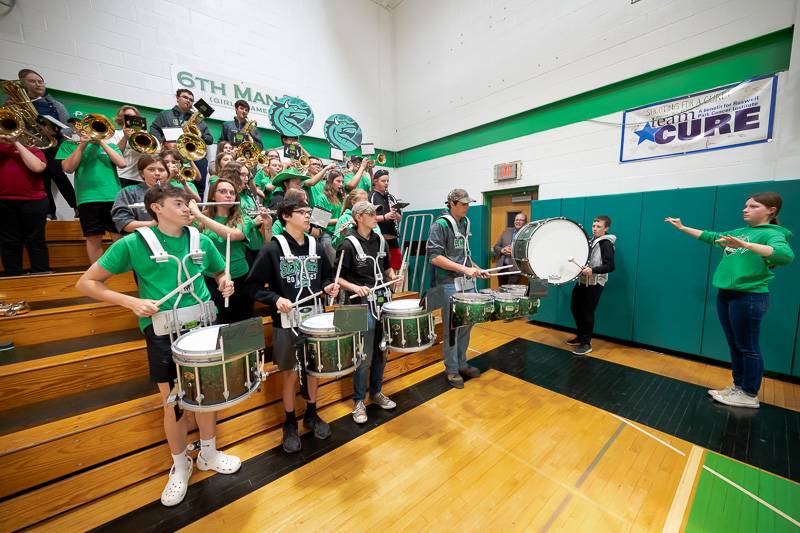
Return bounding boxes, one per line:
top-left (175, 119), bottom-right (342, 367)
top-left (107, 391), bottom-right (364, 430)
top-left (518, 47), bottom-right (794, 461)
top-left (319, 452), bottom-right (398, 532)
top-left (128, 129), bottom-right (159, 154)
top-left (79, 113), bottom-right (115, 142)
top-left (1, 80), bottom-right (57, 149)
top-left (0, 108), bottom-right (25, 140)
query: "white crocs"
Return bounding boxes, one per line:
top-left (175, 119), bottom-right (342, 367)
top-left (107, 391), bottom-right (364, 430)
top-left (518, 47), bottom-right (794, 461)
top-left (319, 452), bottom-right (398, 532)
top-left (161, 456), bottom-right (193, 507)
top-left (197, 451), bottom-right (242, 474)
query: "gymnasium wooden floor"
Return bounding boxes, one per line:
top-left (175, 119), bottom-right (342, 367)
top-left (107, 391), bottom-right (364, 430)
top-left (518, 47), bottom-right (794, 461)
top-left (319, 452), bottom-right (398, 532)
top-left (38, 320), bottom-right (800, 532)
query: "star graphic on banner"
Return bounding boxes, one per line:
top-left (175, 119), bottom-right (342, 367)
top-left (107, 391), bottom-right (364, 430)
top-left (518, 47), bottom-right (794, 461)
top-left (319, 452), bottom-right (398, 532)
top-left (633, 122), bottom-right (660, 144)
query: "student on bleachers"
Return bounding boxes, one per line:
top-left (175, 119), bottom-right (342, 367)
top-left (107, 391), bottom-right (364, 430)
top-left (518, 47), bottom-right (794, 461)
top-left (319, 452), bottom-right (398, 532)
top-left (111, 155), bottom-right (168, 234)
top-left (112, 105), bottom-right (157, 188)
top-left (161, 149), bottom-right (201, 203)
top-left (57, 120), bottom-right (126, 263)
top-left (0, 135), bottom-right (49, 275)
top-left (77, 185), bottom-right (240, 507)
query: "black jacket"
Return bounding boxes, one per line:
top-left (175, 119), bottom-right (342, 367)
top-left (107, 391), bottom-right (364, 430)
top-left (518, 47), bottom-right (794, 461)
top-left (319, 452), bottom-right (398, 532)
top-left (150, 106), bottom-right (213, 144)
top-left (244, 232), bottom-right (334, 325)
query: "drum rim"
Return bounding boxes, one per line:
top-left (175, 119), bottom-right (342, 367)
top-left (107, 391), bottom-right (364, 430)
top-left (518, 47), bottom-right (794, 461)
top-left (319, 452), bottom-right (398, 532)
top-left (451, 292), bottom-right (493, 303)
top-left (172, 350), bottom-right (252, 365)
top-left (171, 325), bottom-right (223, 356)
top-left (510, 217), bottom-right (589, 285)
top-left (493, 294), bottom-right (520, 302)
top-left (176, 377), bottom-right (262, 412)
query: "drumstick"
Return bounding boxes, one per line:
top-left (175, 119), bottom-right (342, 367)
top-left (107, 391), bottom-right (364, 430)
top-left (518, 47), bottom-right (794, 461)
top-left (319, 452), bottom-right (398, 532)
top-left (483, 265), bottom-right (515, 273)
top-left (330, 252), bottom-right (344, 306)
top-left (155, 272), bottom-right (202, 307)
top-left (224, 234), bottom-right (231, 308)
top-left (348, 277), bottom-right (404, 300)
top-left (487, 270), bottom-right (521, 277)
top-left (567, 256), bottom-right (584, 269)
top-left (289, 290), bottom-right (323, 309)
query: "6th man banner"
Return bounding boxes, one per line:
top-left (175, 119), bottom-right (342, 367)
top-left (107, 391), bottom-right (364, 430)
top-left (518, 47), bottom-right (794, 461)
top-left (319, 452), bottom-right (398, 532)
top-left (620, 75), bottom-right (777, 163)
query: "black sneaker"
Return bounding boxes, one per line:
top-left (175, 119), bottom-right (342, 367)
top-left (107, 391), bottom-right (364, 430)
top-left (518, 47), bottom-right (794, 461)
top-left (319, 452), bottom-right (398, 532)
top-left (459, 365), bottom-right (480, 379)
top-left (565, 337), bottom-right (581, 346)
top-left (282, 422), bottom-right (301, 453)
top-left (46, 214), bottom-right (57, 221)
top-left (446, 373), bottom-right (464, 389)
top-left (303, 413), bottom-right (331, 439)
top-left (572, 344), bottom-right (592, 356)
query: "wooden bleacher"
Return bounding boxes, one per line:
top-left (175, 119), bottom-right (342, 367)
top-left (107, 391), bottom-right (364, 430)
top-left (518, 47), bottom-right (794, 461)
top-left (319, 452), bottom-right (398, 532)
top-left (0, 220), bottom-right (444, 531)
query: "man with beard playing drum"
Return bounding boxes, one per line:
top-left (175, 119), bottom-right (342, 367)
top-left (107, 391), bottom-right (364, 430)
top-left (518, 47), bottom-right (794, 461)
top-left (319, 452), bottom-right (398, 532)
top-left (427, 189), bottom-right (489, 389)
top-left (335, 201), bottom-right (401, 424)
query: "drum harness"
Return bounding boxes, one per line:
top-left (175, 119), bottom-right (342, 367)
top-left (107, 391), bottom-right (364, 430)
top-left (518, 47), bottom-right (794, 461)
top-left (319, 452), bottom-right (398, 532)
top-left (345, 232), bottom-right (391, 320)
top-left (273, 233), bottom-right (325, 386)
top-left (440, 214), bottom-right (478, 294)
top-left (136, 226), bottom-right (215, 343)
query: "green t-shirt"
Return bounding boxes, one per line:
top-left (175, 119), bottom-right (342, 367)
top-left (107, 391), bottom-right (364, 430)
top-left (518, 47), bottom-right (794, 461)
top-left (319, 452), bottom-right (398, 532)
top-left (309, 181), bottom-right (342, 234)
top-left (97, 227), bottom-right (225, 331)
top-left (169, 179), bottom-right (199, 196)
top-left (253, 169), bottom-right (273, 206)
top-left (202, 217), bottom-right (252, 279)
top-left (345, 172), bottom-right (371, 192)
top-left (239, 192), bottom-right (259, 218)
top-left (272, 218), bottom-right (284, 236)
top-left (56, 141), bottom-right (122, 205)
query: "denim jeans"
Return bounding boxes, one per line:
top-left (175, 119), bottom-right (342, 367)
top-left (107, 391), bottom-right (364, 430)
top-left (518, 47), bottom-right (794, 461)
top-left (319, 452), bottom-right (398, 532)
top-left (353, 313), bottom-right (386, 401)
top-left (716, 289), bottom-right (770, 396)
top-left (441, 283), bottom-right (473, 374)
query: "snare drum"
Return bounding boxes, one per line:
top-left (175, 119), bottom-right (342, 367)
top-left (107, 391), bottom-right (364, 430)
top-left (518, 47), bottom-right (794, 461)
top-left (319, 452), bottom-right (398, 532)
top-left (172, 325), bottom-right (265, 412)
top-left (299, 313), bottom-right (363, 378)
top-left (511, 217), bottom-right (589, 285)
top-left (518, 296), bottom-right (541, 316)
top-left (450, 293), bottom-right (494, 328)
top-left (382, 299), bottom-right (436, 353)
top-left (493, 292), bottom-right (520, 321)
top-left (500, 284), bottom-right (528, 296)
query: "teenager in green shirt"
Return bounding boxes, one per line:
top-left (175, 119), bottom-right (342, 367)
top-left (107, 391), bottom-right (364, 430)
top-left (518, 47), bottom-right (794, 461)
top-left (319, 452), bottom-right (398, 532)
top-left (666, 192), bottom-right (794, 409)
top-left (58, 129), bottom-right (126, 263)
top-left (343, 155), bottom-right (372, 192)
top-left (76, 185), bottom-right (240, 507)
top-left (161, 149), bottom-right (201, 202)
top-left (189, 177), bottom-right (268, 323)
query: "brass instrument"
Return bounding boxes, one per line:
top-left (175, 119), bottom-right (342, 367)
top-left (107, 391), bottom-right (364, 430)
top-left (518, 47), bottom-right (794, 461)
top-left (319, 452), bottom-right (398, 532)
top-left (79, 113), bottom-right (115, 142)
top-left (177, 132), bottom-right (207, 161)
top-left (292, 153), bottom-right (310, 173)
top-left (235, 141), bottom-right (260, 166)
top-left (256, 151), bottom-right (269, 166)
top-left (365, 152), bottom-right (387, 168)
top-left (0, 108), bottom-right (25, 140)
top-left (0, 80), bottom-right (56, 149)
top-left (177, 108), bottom-right (207, 160)
top-left (241, 119), bottom-right (257, 141)
top-left (128, 129), bottom-right (159, 154)
top-left (179, 161), bottom-right (198, 182)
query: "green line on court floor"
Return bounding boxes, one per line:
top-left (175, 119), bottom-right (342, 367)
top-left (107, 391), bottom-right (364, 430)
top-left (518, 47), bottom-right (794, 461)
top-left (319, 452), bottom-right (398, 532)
top-left (685, 451), bottom-right (800, 532)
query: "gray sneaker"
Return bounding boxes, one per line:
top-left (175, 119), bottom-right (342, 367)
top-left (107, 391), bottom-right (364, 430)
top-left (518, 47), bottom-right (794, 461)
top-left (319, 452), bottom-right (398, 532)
top-left (446, 373), bottom-right (464, 389)
top-left (708, 385), bottom-right (739, 398)
top-left (572, 343), bottom-right (592, 355)
top-left (352, 400), bottom-right (367, 424)
top-left (713, 389), bottom-right (759, 409)
top-left (370, 393), bottom-right (396, 410)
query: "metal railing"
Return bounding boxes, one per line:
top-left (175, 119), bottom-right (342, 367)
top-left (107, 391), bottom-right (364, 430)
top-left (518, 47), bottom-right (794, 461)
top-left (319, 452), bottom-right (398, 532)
top-left (399, 213), bottom-right (434, 293)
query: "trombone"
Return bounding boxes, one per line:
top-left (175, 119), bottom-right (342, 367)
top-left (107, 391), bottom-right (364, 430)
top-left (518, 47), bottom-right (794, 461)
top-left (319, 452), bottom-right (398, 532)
top-left (291, 154), bottom-right (310, 173)
top-left (365, 152), bottom-right (387, 169)
top-left (178, 161), bottom-right (198, 182)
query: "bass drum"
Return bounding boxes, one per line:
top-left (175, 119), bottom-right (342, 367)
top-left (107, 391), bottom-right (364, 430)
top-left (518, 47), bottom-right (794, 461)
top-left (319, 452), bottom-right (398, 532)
top-left (511, 217), bottom-right (589, 285)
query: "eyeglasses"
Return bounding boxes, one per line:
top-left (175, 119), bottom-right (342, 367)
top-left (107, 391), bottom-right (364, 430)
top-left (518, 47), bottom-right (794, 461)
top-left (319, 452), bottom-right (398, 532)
top-left (293, 208), bottom-right (312, 216)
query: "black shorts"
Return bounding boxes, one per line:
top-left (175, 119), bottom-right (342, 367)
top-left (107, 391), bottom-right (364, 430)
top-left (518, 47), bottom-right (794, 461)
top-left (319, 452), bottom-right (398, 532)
top-left (143, 325), bottom-right (178, 384)
top-left (78, 201), bottom-right (117, 236)
top-left (272, 327), bottom-right (300, 372)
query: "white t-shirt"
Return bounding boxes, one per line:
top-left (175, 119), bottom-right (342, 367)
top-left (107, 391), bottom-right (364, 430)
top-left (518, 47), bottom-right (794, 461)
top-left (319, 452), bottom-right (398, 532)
top-left (111, 129), bottom-right (145, 182)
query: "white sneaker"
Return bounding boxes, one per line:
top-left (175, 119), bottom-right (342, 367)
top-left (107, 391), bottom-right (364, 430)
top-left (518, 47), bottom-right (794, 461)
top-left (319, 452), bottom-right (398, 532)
top-left (161, 456), bottom-right (193, 507)
top-left (196, 451), bottom-right (241, 474)
top-left (713, 389), bottom-right (760, 409)
top-left (352, 400), bottom-right (367, 424)
top-left (708, 385), bottom-right (739, 398)
top-left (371, 392), bottom-right (396, 410)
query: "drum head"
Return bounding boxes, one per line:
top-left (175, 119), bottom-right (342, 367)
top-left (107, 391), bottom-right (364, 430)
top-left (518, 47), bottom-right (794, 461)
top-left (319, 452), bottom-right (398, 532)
top-left (383, 299), bottom-right (422, 311)
top-left (174, 325), bottom-right (221, 352)
top-left (300, 312), bottom-right (336, 333)
top-left (524, 219), bottom-right (589, 284)
top-left (452, 293), bottom-right (493, 303)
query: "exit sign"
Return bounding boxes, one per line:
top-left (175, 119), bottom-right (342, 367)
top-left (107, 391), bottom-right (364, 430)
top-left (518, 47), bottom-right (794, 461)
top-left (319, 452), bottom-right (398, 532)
top-left (493, 160), bottom-right (522, 182)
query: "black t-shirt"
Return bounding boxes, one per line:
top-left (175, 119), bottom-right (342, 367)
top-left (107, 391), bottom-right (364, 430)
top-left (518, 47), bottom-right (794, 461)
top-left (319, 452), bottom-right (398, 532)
top-left (337, 229), bottom-right (390, 303)
top-left (369, 189), bottom-right (399, 239)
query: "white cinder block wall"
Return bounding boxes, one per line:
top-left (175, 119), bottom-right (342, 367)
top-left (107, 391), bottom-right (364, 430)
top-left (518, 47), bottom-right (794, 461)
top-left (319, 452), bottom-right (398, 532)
top-left (389, 0), bottom-right (800, 208)
top-left (2, 0), bottom-right (799, 210)
top-left (0, 0), bottom-right (396, 146)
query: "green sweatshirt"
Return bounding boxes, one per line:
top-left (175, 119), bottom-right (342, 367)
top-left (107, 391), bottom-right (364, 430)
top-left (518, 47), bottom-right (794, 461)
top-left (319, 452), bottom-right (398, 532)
top-left (699, 224), bottom-right (794, 293)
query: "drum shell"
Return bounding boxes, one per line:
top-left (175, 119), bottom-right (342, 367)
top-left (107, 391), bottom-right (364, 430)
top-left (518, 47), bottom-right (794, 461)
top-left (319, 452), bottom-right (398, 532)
top-left (451, 294), bottom-right (494, 328)
top-left (175, 351), bottom-right (260, 412)
top-left (493, 294), bottom-right (520, 321)
top-left (383, 311), bottom-right (435, 352)
top-left (518, 296), bottom-right (541, 316)
top-left (304, 332), bottom-right (360, 378)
